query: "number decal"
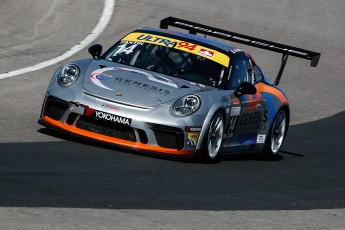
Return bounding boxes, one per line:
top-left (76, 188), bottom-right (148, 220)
top-left (177, 42), bottom-right (197, 51)
top-left (114, 44), bottom-right (138, 56)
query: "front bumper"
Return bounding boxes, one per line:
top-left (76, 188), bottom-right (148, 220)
top-left (39, 95), bottom-right (200, 156)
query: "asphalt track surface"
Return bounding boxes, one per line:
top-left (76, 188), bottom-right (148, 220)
top-left (1, 0), bottom-right (345, 229)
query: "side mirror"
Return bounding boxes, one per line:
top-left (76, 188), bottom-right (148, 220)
top-left (234, 82), bottom-right (257, 97)
top-left (88, 44), bottom-right (102, 59)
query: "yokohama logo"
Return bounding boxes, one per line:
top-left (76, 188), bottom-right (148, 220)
top-left (94, 111), bottom-right (131, 126)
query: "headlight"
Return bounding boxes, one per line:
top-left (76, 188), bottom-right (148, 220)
top-left (57, 64), bottom-right (80, 87)
top-left (173, 95), bottom-right (201, 116)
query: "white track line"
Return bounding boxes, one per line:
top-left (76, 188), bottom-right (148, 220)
top-left (0, 0), bottom-right (115, 80)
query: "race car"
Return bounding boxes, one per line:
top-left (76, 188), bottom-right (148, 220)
top-left (38, 17), bottom-right (320, 162)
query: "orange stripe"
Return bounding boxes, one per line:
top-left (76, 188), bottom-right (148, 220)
top-left (247, 94), bottom-right (255, 110)
top-left (246, 93), bottom-right (262, 111)
top-left (256, 82), bottom-right (288, 104)
top-left (43, 116), bottom-right (195, 156)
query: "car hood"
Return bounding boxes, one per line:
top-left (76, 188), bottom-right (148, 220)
top-left (83, 60), bottom-right (208, 107)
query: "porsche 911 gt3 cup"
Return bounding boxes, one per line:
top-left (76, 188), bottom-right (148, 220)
top-left (39, 17), bottom-right (320, 161)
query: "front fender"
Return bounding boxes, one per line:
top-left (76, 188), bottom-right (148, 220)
top-left (196, 93), bottom-right (230, 150)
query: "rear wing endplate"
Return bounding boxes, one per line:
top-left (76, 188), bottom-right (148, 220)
top-left (160, 17), bottom-right (321, 85)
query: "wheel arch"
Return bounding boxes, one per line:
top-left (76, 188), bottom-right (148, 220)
top-left (279, 103), bottom-right (290, 135)
top-left (196, 107), bottom-right (227, 150)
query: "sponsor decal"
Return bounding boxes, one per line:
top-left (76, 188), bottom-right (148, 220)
top-left (121, 32), bottom-right (230, 67)
top-left (118, 68), bottom-right (177, 88)
top-left (84, 108), bottom-right (131, 126)
top-left (187, 133), bottom-right (199, 146)
top-left (257, 134), bottom-right (266, 144)
top-left (177, 41), bottom-right (197, 51)
top-left (102, 104), bottom-right (120, 111)
top-left (136, 34), bottom-right (177, 47)
top-left (95, 111), bottom-right (131, 126)
top-left (236, 110), bottom-right (268, 133)
top-left (230, 106), bottom-right (241, 116)
top-left (113, 77), bottom-right (171, 95)
top-left (185, 126), bottom-right (202, 132)
top-left (239, 111), bottom-right (268, 127)
top-left (90, 72), bottom-right (113, 80)
top-left (199, 48), bottom-right (214, 57)
top-left (90, 67), bottom-right (177, 95)
top-left (90, 69), bottom-right (115, 91)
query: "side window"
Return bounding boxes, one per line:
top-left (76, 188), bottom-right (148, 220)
top-left (228, 57), bottom-right (253, 89)
top-left (253, 65), bottom-right (263, 84)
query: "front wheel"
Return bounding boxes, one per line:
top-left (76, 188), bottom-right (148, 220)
top-left (196, 113), bottom-right (224, 163)
top-left (262, 109), bottom-right (288, 158)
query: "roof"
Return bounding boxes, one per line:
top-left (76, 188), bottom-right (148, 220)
top-left (135, 27), bottom-right (237, 52)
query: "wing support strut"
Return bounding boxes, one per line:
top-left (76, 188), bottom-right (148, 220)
top-left (275, 53), bottom-right (288, 86)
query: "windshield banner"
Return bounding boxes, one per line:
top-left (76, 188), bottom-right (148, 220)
top-left (121, 32), bottom-right (230, 67)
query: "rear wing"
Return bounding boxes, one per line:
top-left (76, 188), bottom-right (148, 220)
top-left (160, 17), bottom-right (321, 85)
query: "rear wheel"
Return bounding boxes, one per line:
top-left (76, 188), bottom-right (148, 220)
top-left (262, 109), bottom-right (287, 158)
top-left (196, 113), bottom-right (224, 163)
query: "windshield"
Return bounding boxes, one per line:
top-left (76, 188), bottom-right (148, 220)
top-left (104, 32), bottom-right (230, 88)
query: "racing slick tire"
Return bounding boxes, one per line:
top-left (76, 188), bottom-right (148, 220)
top-left (196, 112), bottom-right (225, 163)
top-left (262, 109), bottom-right (288, 159)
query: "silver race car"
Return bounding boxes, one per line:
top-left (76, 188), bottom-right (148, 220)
top-left (39, 17), bottom-right (320, 162)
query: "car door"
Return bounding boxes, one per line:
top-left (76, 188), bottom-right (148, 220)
top-left (223, 56), bottom-right (265, 150)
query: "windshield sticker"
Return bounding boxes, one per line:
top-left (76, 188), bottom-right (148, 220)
top-left (114, 43), bottom-right (139, 55)
top-left (177, 42), bottom-right (197, 51)
top-left (121, 32), bottom-right (230, 67)
top-left (120, 40), bottom-right (144, 45)
top-left (136, 34), bottom-right (176, 47)
top-left (199, 48), bottom-right (214, 57)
